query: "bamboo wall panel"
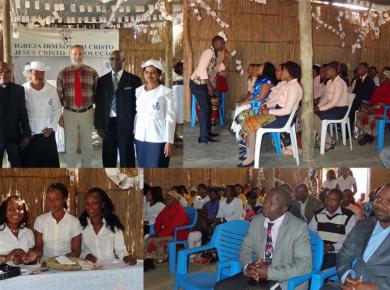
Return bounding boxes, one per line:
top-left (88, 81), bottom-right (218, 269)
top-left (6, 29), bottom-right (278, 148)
top-left (187, 0), bottom-right (390, 116)
top-left (370, 168), bottom-right (390, 191)
top-left (0, 169), bottom-right (143, 258)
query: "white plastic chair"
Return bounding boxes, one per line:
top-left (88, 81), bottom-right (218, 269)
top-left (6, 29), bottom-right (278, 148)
top-left (254, 102), bottom-right (300, 168)
top-left (319, 93), bottom-right (356, 155)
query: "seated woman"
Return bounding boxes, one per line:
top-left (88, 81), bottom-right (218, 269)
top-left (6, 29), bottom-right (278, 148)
top-left (238, 61), bottom-right (303, 167)
top-left (231, 63), bottom-right (276, 138)
top-left (34, 183), bottom-right (82, 260)
top-left (0, 196), bottom-right (35, 265)
top-left (313, 61), bottom-right (348, 152)
top-left (356, 70), bottom-right (390, 145)
top-left (144, 186), bottom-right (165, 235)
top-left (215, 185), bottom-right (245, 223)
top-left (144, 190), bottom-right (189, 271)
top-left (80, 187), bottom-right (136, 265)
top-left (245, 191), bottom-right (262, 221)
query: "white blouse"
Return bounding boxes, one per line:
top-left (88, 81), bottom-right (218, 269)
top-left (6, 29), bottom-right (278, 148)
top-left (216, 198), bottom-right (245, 221)
top-left (23, 82), bottom-right (62, 135)
top-left (266, 79), bottom-right (302, 116)
top-left (134, 84), bottom-right (176, 144)
top-left (81, 218), bottom-right (129, 261)
top-left (144, 201), bottom-right (165, 225)
top-left (34, 211), bottom-right (82, 259)
top-left (0, 225), bottom-right (35, 255)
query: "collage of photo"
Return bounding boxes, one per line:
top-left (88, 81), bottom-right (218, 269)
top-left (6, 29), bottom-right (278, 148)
top-left (1, 0), bottom-right (390, 290)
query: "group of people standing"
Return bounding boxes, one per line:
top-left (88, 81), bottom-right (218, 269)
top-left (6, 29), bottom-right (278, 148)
top-left (0, 45), bottom-right (177, 168)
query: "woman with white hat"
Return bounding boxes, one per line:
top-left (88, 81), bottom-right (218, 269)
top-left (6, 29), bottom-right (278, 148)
top-left (134, 59), bottom-right (176, 168)
top-left (22, 61), bottom-right (62, 167)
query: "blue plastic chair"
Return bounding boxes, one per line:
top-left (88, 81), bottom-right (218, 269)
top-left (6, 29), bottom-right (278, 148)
top-left (191, 93), bottom-right (225, 128)
top-left (376, 105), bottom-right (390, 151)
top-left (174, 220), bottom-right (250, 290)
top-left (287, 230), bottom-right (324, 289)
top-left (167, 207), bottom-right (198, 274)
top-left (311, 259), bottom-right (357, 290)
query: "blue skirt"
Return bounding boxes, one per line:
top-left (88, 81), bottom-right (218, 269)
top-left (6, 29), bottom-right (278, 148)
top-left (316, 106), bottom-right (348, 120)
top-left (135, 140), bottom-right (170, 168)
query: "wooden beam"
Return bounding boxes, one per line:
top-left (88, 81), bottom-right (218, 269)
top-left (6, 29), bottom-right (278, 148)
top-left (299, 0), bottom-right (314, 163)
top-left (164, 0), bottom-right (173, 87)
top-left (2, 0), bottom-right (11, 63)
top-left (183, 0), bottom-right (193, 121)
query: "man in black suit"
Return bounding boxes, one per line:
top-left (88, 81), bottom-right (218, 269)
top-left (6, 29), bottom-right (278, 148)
top-left (349, 62), bottom-right (376, 128)
top-left (0, 62), bottom-right (31, 167)
top-left (95, 51), bottom-right (142, 167)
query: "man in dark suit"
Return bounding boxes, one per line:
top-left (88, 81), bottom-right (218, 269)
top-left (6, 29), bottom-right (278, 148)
top-left (0, 62), bottom-right (31, 167)
top-left (295, 183), bottom-right (323, 222)
top-left (322, 183), bottom-right (390, 290)
top-left (95, 51), bottom-right (142, 167)
top-left (349, 62), bottom-right (376, 127)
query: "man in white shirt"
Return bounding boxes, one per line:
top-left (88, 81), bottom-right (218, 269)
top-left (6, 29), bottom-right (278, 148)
top-left (215, 188), bottom-right (312, 290)
top-left (22, 61), bottom-right (61, 167)
top-left (193, 183), bottom-right (210, 210)
top-left (336, 168), bottom-right (357, 194)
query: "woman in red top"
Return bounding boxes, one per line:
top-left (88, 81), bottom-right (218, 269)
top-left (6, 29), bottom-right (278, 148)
top-left (357, 70), bottom-right (390, 145)
top-left (144, 190), bottom-right (189, 270)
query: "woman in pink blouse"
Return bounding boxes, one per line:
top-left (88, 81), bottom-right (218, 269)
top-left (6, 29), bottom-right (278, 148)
top-left (238, 62), bottom-right (302, 167)
top-left (313, 61), bottom-right (348, 152)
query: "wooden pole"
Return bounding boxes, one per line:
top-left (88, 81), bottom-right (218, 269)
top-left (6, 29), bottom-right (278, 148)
top-left (183, 0), bottom-right (193, 121)
top-left (298, 0), bottom-right (314, 163)
top-left (2, 0), bottom-right (11, 63)
top-left (164, 0), bottom-right (173, 87)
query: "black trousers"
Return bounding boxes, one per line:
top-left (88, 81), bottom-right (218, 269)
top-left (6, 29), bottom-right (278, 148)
top-left (0, 143), bottom-right (21, 168)
top-left (21, 133), bottom-right (59, 168)
top-left (215, 273), bottom-right (281, 290)
top-left (322, 253), bottom-right (337, 270)
top-left (349, 98), bottom-right (362, 129)
top-left (102, 117), bottom-right (135, 168)
top-left (190, 80), bottom-right (211, 139)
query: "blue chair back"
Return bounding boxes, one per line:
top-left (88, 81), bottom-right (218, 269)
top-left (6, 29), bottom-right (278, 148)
top-left (185, 206), bottom-right (198, 228)
top-left (211, 220), bottom-right (249, 264)
top-left (309, 230), bottom-right (324, 273)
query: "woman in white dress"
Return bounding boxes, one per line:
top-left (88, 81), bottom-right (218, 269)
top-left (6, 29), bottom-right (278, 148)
top-left (144, 186), bottom-right (165, 235)
top-left (0, 196), bottom-right (35, 264)
top-left (79, 188), bottom-right (136, 265)
top-left (134, 59), bottom-right (176, 168)
top-left (34, 183), bottom-right (82, 260)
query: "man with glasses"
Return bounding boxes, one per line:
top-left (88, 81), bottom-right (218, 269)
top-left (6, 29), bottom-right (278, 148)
top-left (0, 62), bottom-right (31, 167)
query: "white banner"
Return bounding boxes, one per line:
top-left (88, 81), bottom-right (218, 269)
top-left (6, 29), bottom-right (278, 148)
top-left (12, 27), bottom-right (119, 58)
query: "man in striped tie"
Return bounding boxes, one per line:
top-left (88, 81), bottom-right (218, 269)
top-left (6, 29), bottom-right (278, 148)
top-left (95, 50), bottom-right (141, 167)
top-left (57, 45), bottom-right (98, 167)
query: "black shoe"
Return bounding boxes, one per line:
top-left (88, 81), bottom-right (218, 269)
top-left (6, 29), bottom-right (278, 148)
top-left (325, 139), bottom-right (336, 152)
top-left (228, 128), bottom-right (235, 136)
top-left (209, 132), bottom-right (219, 137)
top-left (144, 259), bottom-right (155, 272)
top-left (367, 134), bottom-right (374, 144)
top-left (358, 134), bottom-right (370, 145)
top-left (239, 155), bottom-right (246, 161)
top-left (237, 161), bottom-right (254, 167)
top-left (198, 137), bottom-right (219, 143)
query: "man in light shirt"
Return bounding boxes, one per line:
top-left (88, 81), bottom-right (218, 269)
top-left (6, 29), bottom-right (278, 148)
top-left (193, 183), bottom-right (210, 210)
top-left (190, 36), bottom-right (229, 144)
top-left (215, 188), bottom-right (312, 290)
top-left (322, 184), bottom-right (390, 290)
top-left (22, 61), bottom-right (62, 167)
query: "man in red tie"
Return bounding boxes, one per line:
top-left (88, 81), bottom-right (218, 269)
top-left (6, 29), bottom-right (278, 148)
top-left (57, 45), bottom-right (98, 167)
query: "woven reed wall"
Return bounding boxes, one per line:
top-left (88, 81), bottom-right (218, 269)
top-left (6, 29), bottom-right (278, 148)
top-left (0, 168), bottom-right (143, 258)
top-left (119, 28), bottom-right (183, 82)
top-left (188, 0), bottom-right (390, 115)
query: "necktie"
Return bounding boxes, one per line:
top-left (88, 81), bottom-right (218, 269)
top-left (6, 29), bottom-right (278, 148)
top-left (74, 69), bottom-right (83, 107)
top-left (264, 222), bottom-right (274, 265)
top-left (112, 72), bottom-right (119, 113)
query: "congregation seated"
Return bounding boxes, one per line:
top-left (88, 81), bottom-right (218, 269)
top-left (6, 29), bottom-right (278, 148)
top-left (356, 70), bottom-right (390, 146)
